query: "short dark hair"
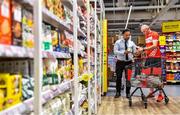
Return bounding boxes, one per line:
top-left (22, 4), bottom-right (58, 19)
top-left (122, 29), bottom-right (130, 34)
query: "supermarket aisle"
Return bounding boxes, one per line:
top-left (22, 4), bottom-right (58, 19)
top-left (97, 96), bottom-right (180, 115)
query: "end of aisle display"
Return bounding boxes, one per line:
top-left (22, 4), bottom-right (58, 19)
top-left (161, 23), bottom-right (180, 83)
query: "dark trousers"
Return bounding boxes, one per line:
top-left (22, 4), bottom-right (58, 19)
top-left (116, 60), bottom-right (132, 95)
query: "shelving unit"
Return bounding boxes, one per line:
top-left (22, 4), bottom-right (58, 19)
top-left (0, 0), bottom-right (104, 114)
top-left (162, 33), bottom-right (180, 83)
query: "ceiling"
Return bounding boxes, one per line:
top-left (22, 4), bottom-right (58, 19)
top-left (102, 0), bottom-right (180, 39)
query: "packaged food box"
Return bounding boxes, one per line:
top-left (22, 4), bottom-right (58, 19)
top-left (51, 27), bottom-right (60, 51)
top-left (12, 0), bottom-right (22, 46)
top-left (0, 74), bottom-right (22, 109)
top-left (42, 22), bottom-right (52, 51)
top-left (22, 9), bottom-right (34, 48)
top-left (0, 0), bottom-right (12, 45)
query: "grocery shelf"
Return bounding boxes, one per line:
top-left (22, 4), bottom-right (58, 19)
top-left (0, 98), bottom-right (33, 115)
top-left (0, 79), bottom-right (73, 115)
top-left (18, 0), bottom-right (33, 6)
top-left (81, 41), bottom-right (88, 47)
top-left (166, 60), bottom-right (180, 63)
top-left (166, 80), bottom-right (180, 83)
top-left (42, 8), bottom-right (72, 34)
top-left (90, 45), bottom-right (95, 49)
top-left (81, 88), bottom-right (88, 94)
top-left (90, 103), bottom-right (95, 112)
top-left (42, 79), bottom-right (73, 104)
top-left (78, 28), bottom-right (86, 37)
top-left (166, 39), bottom-right (180, 42)
top-left (166, 44), bottom-right (180, 47)
top-left (69, 49), bottom-right (86, 57)
top-left (42, 51), bottom-right (71, 59)
top-left (0, 44), bottom-right (34, 58)
top-left (16, 1), bottom-right (86, 38)
top-left (91, 62), bottom-right (95, 66)
top-left (83, 59), bottom-right (88, 63)
top-left (68, 95), bottom-right (87, 114)
top-left (78, 109), bottom-right (83, 115)
top-left (78, 11), bottom-right (86, 21)
top-left (166, 70), bottom-right (180, 72)
top-left (79, 95), bottom-right (87, 106)
top-left (166, 55), bottom-right (180, 57)
top-left (77, 0), bottom-right (87, 8)
top-left (0, 0), bottom-right (102, 114)
top-left (61, 0), bottom-right (73, 11)
top-left (166, 50), bottom-right (180, 52)
top-left (0, 44), bottom-right (71, 59)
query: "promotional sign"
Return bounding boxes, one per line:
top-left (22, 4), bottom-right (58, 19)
top-left (162, 21), bottom-right (180, 33)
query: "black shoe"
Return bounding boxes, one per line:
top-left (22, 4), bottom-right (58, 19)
top-left (121, 85), bottom-right (124, 90)
top-left (126, 94), bottom-right (130, 98)
top-left (114, 92), bottom-right (121, 98)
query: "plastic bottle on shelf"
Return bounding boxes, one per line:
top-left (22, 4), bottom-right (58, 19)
top-left (173, 34), bottom-right (176, 40)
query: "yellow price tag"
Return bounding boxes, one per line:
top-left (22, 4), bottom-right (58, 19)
top-left (159, 36), bottom-right (166, 46)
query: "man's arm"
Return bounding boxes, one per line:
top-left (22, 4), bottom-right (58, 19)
top-left (143, 40), bottom-right (158, 51)
top-left (140, 32), bottom-right (159, 51)
top-left (132, 41), bottom-right (137, 53)
top-left (114, 41), bottom-right (124, 55)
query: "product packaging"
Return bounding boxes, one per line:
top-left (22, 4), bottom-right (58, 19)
top-left (22, 9), bottom-right (34, 48)
top-left (42, 22), bottom-right (53, 51)
top-left (12, 1), bottom-right (22, 46)
top-left (0, 0), bottom-right (11, 45)
top-left (0, 74), bottom-right (22, 109)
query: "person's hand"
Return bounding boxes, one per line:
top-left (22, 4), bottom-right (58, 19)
top-left (137, 47), bottom-right (143, 52)
top-left (134, 51), bottom-right (141, 57)
top-left (124, 50), bottom-right (131, 54)
top-left (134, 46), bottom-right (143, 57)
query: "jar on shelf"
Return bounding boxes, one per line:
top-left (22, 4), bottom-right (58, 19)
top-left (175, 63), bottom-right (179, 70)
top-left (170, 63), bottom-right (174, 70)
top-left (166, 64), bottom-right (170, 70)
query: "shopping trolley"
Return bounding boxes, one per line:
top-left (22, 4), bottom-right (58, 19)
top-left (125, 57), bottom-right (169, 108)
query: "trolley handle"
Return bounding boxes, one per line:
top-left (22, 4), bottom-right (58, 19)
top-left (134, 56), bottom-right (166, 60)
top-left (125, 59), bottom-right (163, 69)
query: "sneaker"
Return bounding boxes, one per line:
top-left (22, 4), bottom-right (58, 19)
top-left (126, 93), bottom-right (130, 98)
top-left (157, 94), bottom-right (164, 102)
top-left (121, 85), bottom-right (124, 90)
top-left (147, 93), bottom-right (155, 98)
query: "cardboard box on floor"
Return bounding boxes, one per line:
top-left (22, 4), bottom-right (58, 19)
top-left (137, 35), bottom-right (145, 46)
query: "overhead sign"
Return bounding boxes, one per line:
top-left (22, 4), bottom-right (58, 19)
top-left (162, 21), bottom-right (180, 33)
